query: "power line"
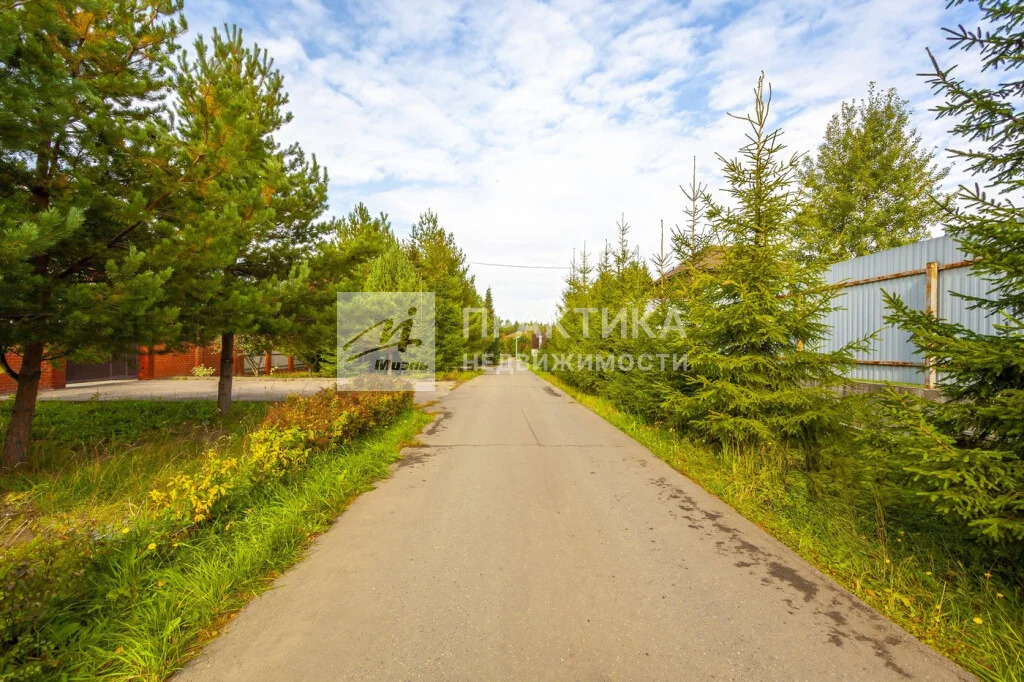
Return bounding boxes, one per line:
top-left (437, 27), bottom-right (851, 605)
top-left (469, 261), bottom-right (569, 270)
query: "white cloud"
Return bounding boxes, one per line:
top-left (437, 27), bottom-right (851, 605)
top-left (183, 0), bottom-right (988, 322)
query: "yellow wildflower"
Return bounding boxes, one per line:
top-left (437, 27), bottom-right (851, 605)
top-left (147, 542), bottom-right (157, 551)
top-left (973, 617), bottom-right (983, 625)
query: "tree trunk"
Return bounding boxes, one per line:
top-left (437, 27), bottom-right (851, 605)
top-left (218, 332), bottom-right (234, 415)
top-left (2, 342), bottom-right (45, 469)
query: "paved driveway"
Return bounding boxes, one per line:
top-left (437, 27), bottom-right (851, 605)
top-left (37, 378), bottom-right (452, 405)
top-left (180, 365), bottom-right (968, 681)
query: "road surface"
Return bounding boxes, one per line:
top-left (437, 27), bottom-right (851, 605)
top-left (181, 365), bottom-right (967, 680)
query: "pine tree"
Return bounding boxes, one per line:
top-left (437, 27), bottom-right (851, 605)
top-left (161, 26), bottom-right (330, 414)
top-left (293, 204), bottom-right (396, 373)
top-left (483, 287), bottom-right (501, 361)
top-left (675, 155), bottom-right (711, 261)
top-left (365, 243), bottom-right (420, 292)
top-left (0, 1), bottom-right (186, 467)
top-left (328, 204), bottom-right (396, 290)
top-left (865, 1), bottom-right (1024, 545)
top-left (407, 211), bottom-right (479, 371)
top-left (663, 74), bottom-right (855, 456)
top-left (797, 83), bottom-right (951, 263)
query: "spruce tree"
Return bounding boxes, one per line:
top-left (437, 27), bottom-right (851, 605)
top-left (797, 84), bottom-right (951, 263)
top-left (0, 1), bottom-right (185, 467)
top-left (663, 74), bottom-right (855, 456)
top-left (864, 1), bottom-right (1024, 544)
top-left (601, 219), bottom-right (660, 418)
top-left (545, 246), bottom-right (595, 387)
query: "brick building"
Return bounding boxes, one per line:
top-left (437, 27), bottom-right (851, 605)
top-left (0, 345), bottom-right (299, 395)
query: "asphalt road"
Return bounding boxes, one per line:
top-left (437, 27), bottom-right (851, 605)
top-left (180, 365), bottom-right (968, 681)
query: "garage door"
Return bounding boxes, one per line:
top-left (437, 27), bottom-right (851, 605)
top-left (66, 354), bottom-right (139, 384)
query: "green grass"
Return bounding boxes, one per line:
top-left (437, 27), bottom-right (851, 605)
top-left (0, 397), bottom-right (432, 679)
top-left (533, 369), bottom-right (1023, 681)
top-left (435, 368), bottom-right (484, 384)
top-left (0, 400), bottom-right (267, 526)
top-left (55, 409), bottom-right (431, 678)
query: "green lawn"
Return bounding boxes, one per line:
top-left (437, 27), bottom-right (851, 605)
top-left (533, 369), bottom-right (1023, 681)
top-left (0, 401), bottom-right (267, 521)
top-left (0, 397), bottom-right (431, 678)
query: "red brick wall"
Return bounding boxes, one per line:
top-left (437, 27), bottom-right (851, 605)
top-left (139, 345), bottom-right (233, 380)
top-left (0, 353), bottom-right (67, 395)
top-left (2, 344), bottom-right (279, 393)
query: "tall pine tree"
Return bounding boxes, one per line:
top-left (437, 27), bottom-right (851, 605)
top-left (406, 211), bottom-right (480, 371)
top-left (287, 204), bottom-right (395, 373)
top-left (161, 26), bottom-right (329, 413)
top-left (0, 1), bottom-right (186, 467)
top-left (483, 287), bottom-right (501, 361)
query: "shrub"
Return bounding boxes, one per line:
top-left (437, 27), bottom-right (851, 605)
top-left (147, 391), bottom-right (412, 529)
top-left (247, 426), bottom-right (309, 477)
top-left (263, 389), bottom-right (412, 449)
top-left (149, 450), bottom-right (241, 523)
top-left (263, 391), bottom-right (359, 447)
top-left (191, 364), bottom-right (215, 377)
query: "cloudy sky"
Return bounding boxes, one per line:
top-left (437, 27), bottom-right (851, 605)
top-left (186, 0), bottom-right (982, 322)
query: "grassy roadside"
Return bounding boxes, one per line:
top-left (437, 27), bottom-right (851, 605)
top-left (532, 369), bottom-right (1023, 681)
top-left (436, 368), bottom-right (484, 385)
top-left (1, 397), bottom-right (432, 678)
top-left (68, 408), bottom-right (431, 678)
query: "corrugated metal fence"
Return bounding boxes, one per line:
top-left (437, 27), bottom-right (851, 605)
top-left (822, 235), bottom-right (996, 385)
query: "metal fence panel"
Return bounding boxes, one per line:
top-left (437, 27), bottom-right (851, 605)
top-left (822, 235), bottom-right (995, 385)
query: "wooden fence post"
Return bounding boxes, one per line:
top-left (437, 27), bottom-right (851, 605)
top-left (924, 261), bottom-right (939, 389)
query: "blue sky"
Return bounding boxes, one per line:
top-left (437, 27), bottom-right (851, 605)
top-left (186, 0), bottom-right (982, 322)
